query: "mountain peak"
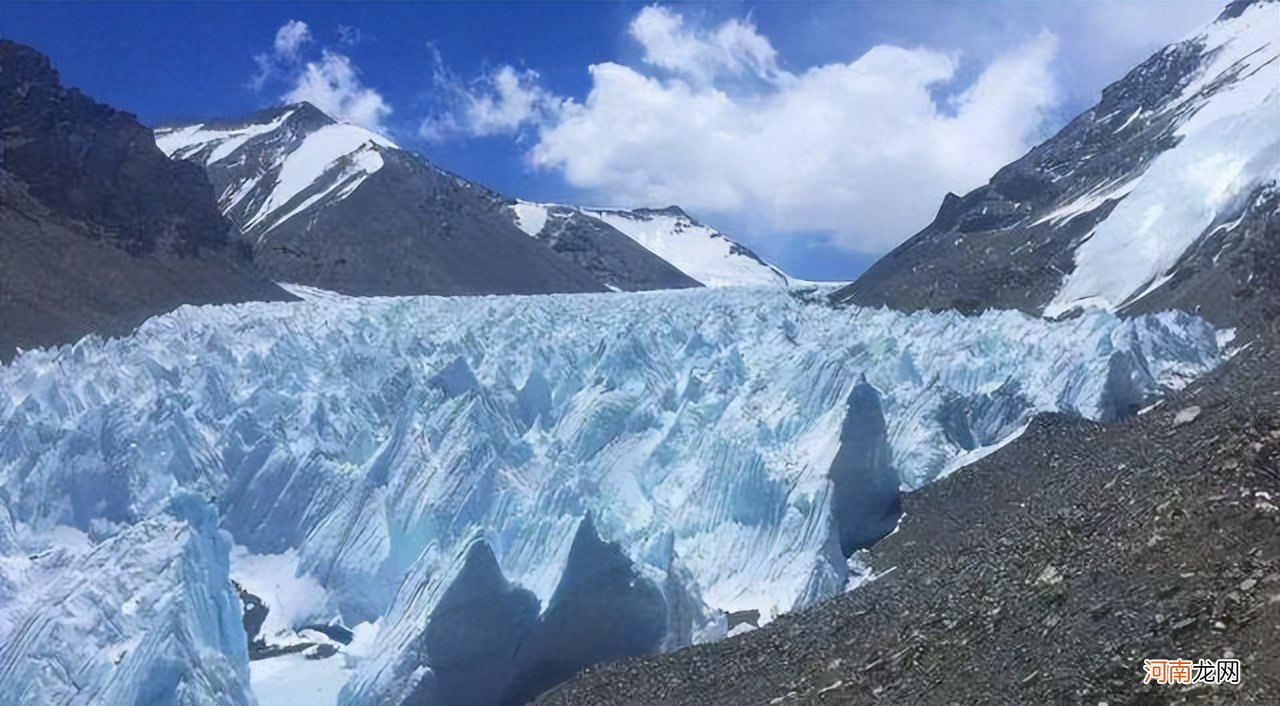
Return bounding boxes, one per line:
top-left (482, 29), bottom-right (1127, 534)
top-left (633, 205), bottom-right (692, 220)
top-left (834, 0), bottom-right (1278, 330)
top-left (0, 39), bottom-right (58, 85)
top-left (277, 100), bottom-right (339, 131)
top-left (154, 103), bottom-right (400, 240)
top-left (1217, 0), bottom-right (1274, 21)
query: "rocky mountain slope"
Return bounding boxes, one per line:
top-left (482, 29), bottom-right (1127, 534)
top-left (504, 201), bottom-right (701, 291)
top-left (156, 105), bottom-right (747, 296)
top-left (509, 202), bottom-right (789, 289)
top-left (833, 0), bottom-right (1278, 328)
top-left (0, 40), bottom-right (291, 362)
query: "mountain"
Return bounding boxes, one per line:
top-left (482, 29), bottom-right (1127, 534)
top-left (0, 40), bottom-right (291, 362)
top-left (833, 0), bottom-right (1278, 330)
top-left (155, 105), bottom-right (704, 296)
top-left (3, 4), bottom-right (1272, 705)
top-left (509, 201), bottom-right (791, 288)
top-left (504, 201), bottom-right (701, 291)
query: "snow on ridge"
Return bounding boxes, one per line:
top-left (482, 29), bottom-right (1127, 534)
top-left (155, 110), bottom-right (399, 235)
top-left (243, 123), bottom-right (395, 234)
top-left (504, 200), bottom-right (789, 287)
top-left (1046, 1), bottom-right (1279, 316)
top-left (0, 287), bottom-right (1228, 703)
top-left (583, 206), bottom-right (788, 288)
top-left (155, 108), bottom-right (298, 165)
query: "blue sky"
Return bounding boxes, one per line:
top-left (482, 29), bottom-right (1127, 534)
top-left (2, 1), bottom-right (1220, 280)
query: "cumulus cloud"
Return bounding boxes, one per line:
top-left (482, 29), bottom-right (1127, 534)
top-left (252, 20), bottom-right (392, 134)
top-left (421, 64), bottom-right (563, 140)
top-left (423, 7), bottom-right (1059, 251)
top-left (521, 9), bottom-right (1059, 252)
top-left (464, 66), bottom-right (563, 135)
top-left (629, 5), bottom-right (782, 85)
top-left (284, 51), bottom-right (392, 132)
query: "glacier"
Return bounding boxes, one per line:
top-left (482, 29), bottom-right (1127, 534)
top-left (0, 286), bottom-right (1230, 704)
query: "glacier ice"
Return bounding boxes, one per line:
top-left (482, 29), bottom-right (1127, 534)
top-left (0, 286), bottom-right (1229, 704)
top-left (0, 495), bottom-right (250, 706)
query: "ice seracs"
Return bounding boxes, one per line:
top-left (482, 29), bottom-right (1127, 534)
top-left (0, 286), bottom-right (1229, 704)
top-left (0, 496), bottom-right (250, 706)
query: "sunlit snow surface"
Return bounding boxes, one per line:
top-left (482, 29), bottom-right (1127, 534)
top-left (155, 110), bottom-right (397, 237)
top-left (1046, 1), bottom-right (1279, 315)
top-left (0, 287), bottom-right (1227, 704)
top-left (508, 200), bottom-right (789, 288)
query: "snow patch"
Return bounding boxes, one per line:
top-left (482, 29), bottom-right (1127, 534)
top-left (512, 200), bottom-right (550, 237)
top-left (155, 109), bottom-right (298, 166)
top-left (244, 124), bottom-right (394, 233)
top-left (230, 546), bottom-right (332, 638)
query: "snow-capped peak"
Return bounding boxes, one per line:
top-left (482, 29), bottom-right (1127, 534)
top-left (1044, 0), bottom-right (1278, 315)
top-left (155, 102), bottom-right (399, 237)
top-left (584, 206), bottom-right (789, 288)
top-left (510, 200), bottom-right (790, 288)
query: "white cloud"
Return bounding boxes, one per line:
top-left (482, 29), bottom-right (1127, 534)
top-left (251, 20), bottom-right (392, 134)
top-left (273, 20), bottom-right (312, 60)
top-left (629, 5), bottom-right (781, 85)
top-left (524, 9), bottom-right (1060, 253)
top-left (420, 64), bottom-right (563, 140)
top-left (283, 50), bottom-right (392, 132)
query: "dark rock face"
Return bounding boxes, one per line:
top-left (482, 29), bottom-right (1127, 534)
top-left (249, 148), bottom-right (607, 297)
top-left (234, 581), bottom-right (270, 657)
top-left (523, 205), bottom-right (701, 291)
top-left (0, 41), bottom-right (232, 256)
top-left (830, 7), bottom-right (1277, 330)
top-left (404, 542), bottom-right (540, 706)
top-left (500, 516), bottom-right (668, 705)
top-left (827, 378), bottom-right (903, 555)
top-left (0, 40), bottom-right (292, 361)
